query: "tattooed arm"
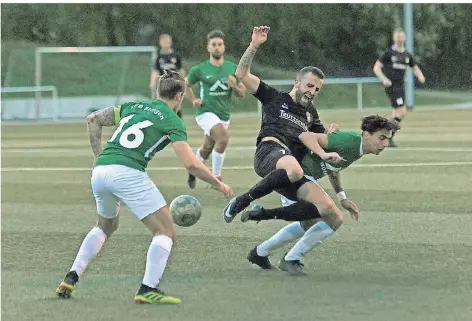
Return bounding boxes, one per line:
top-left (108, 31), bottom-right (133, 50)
top-left (329, 171), bottom-right (360, 220)
top-left (86, 106), bottom-right (117, 157)
top-left (235, 26), bottom-right (270, 94)
top-left (328, 172), bottom-right (343, 194)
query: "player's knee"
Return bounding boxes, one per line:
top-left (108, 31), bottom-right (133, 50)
top-left (319, 202), bottom-right (343, 230)
top-left (215, 134), bottom-right (229, 149)
top-left (286, 166), bottom-right (304, 182)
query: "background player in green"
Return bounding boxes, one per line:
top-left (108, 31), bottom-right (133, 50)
top-left (56, 70), bottom-right (233, 303)
top-left (241, 115), bottom-right (400, 275)
top-left (185, 30), bottom-right (246, 187)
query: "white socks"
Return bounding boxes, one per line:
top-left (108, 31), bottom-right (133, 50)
top-left (196, 149), bottom-right (206, 163)
top-left (285, 221), bottom-right (334, 261)
top-left (196, 148), bottom-right (225, 177)
top-left (212, 151), bottom-right (225, 177)
top-left (256, 222), bottom-right (305, 257)
top-left (70, 227), bottom-right (107, 276)
top-left (142, 235), bottom-right (173, 289)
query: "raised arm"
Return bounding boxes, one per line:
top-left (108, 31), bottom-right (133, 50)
top-left (86, 106), bottom-right (118, 157)
top-left (235, 26), bottom-right (270, 94)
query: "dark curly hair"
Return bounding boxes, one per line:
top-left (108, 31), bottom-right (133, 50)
top-left (361, 115), bottom-right (401, 134)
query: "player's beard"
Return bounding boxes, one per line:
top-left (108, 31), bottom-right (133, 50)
top-left (211, 52), bottom-right (223, 60)
top-left (295, 89), bottom-right (313, 108)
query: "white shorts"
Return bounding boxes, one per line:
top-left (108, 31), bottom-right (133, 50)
top-left (195, 112), bottom-right (230, 136)
top-left (280, 175), bottom-right (323, 207)
top-left (91, 165), bottom-right (166, 220)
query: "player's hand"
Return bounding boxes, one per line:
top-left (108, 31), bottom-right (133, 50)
top-left (341, 199), bottom-right (359, 221)
top-left (382, 78), bottom-right (392, 87)
top-left (418, 76), bottom-right (426, 84)
top-left (251, 26), bottom-right (270, 48)
top-left (214, 182), bottom-right (233, 198)
top-left (321, 152), bottom-right (345, 163)
top-left (326, 123), bottom-right (340, 134)
top-left (192, 99), bottom-right (203, 108)
top-left (227, 75), bottom-right (238, 88)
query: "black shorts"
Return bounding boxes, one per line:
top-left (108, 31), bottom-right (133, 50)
top-left (385, 86), bottom-right (405, 108)
top-left (254, 141), bottom-right (291, 178)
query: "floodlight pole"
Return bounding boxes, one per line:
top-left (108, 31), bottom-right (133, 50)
top-left (404, 2), bottom-right (415, 110)
top-left (35, 49), bottom-right (42, 120)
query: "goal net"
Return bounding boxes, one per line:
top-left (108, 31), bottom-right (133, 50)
top-left (2, 46), bottom-right (157, 121)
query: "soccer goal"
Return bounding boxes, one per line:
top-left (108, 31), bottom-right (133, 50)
top-left (33, 46), bottom-right (158, 119)
top-left (1, 86), bottom-right (59, 121)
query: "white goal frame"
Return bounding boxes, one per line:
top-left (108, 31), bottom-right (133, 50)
top-left (34, 46), bottom-right (158, 116)
top-left (1, 86), bottom-right (59, 121)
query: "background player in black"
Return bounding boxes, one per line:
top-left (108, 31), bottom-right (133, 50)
top-left (223, 26), bottom-right (344, 228)
top-left (373, 27), bottom-right (425, 146)
top-left (149, 33), bottom-right (185, 118)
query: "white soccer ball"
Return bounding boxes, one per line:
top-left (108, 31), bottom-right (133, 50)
top-left (170, 195), bottom-right (202, 227)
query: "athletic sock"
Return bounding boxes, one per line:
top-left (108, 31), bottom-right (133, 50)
top-left (142, 235), bottom-right (173, 289)
top-left (285, 221), bottom-right (334, 261)
top-left (256, 222), bottom-right (305, 256)
top-left (70, 227), bottom-right (107, 277)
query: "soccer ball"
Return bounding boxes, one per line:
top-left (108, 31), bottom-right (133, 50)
top-left (170, 195), bottom-right (202, 227)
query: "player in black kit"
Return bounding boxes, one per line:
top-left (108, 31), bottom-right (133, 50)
top-left (373, 28), bottom-right (425, 147)
top-left (149, 33), bottom-right (185, 118)
top-left (223, 26), bottom-right (345, 234)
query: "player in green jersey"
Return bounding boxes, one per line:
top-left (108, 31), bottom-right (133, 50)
top-left (185, 30), bottom-right (246, 187)
top-left (241, 115), bottom-right (400, 275)
top-left (56, 70), bottom-right (233, 303)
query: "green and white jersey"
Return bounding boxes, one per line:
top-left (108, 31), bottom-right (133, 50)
top-left (187, 60), bottom-right (238, 121)
top-left (95, 100), bottom-right (187, 172)
top-left (301, 131), bottom-right (363, 179)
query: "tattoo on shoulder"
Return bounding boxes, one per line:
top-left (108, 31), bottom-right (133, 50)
top-left (87, 106), bottom-right (116, 126)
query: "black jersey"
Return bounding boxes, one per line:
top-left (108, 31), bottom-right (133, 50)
top-left (254, 81), bottom-right (325, 160)
top-left (153, 51), bottom-right (182, 74)
top-left (379, 46), bottom-right (417, 87)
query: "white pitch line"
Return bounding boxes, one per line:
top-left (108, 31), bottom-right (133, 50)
top-left (3, 146), bottom-right (472, 154)
top-left (2, 161), bottom-right (472, 172)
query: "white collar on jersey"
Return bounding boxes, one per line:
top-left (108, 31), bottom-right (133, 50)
top-left (391, 45), bottom-right (405, 53)
top-left (359, 140), bottom-right (363, 156)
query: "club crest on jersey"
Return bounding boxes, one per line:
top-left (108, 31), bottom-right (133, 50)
top-left (306, 111), bottom-right (312, 122)
top-left (405, 57), bottom-right (409, 64)
top-left (209, 79), bottom-right (229, 91)
top-left (171, 57), bottom-right (177, 64)
top-left (391, 56), bottom-right (397, 62)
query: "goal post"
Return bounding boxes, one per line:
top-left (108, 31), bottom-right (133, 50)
top-left (1, 86), bottom-right (59, 121)
top-left (34, 46), bottom-right (158, 117)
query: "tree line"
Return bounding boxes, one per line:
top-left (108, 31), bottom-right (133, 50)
top-left (2, 3), bottom-right (471, 89)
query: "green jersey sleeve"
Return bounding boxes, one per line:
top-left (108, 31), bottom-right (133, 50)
top-left (187, 65), bottom-right (200, 86)
top-left (165, 115), bottom-right (188, 143)
top-left (113, 105), bottom-right (121, 125)
top-left (327, 131), bottom-right (361, 151)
